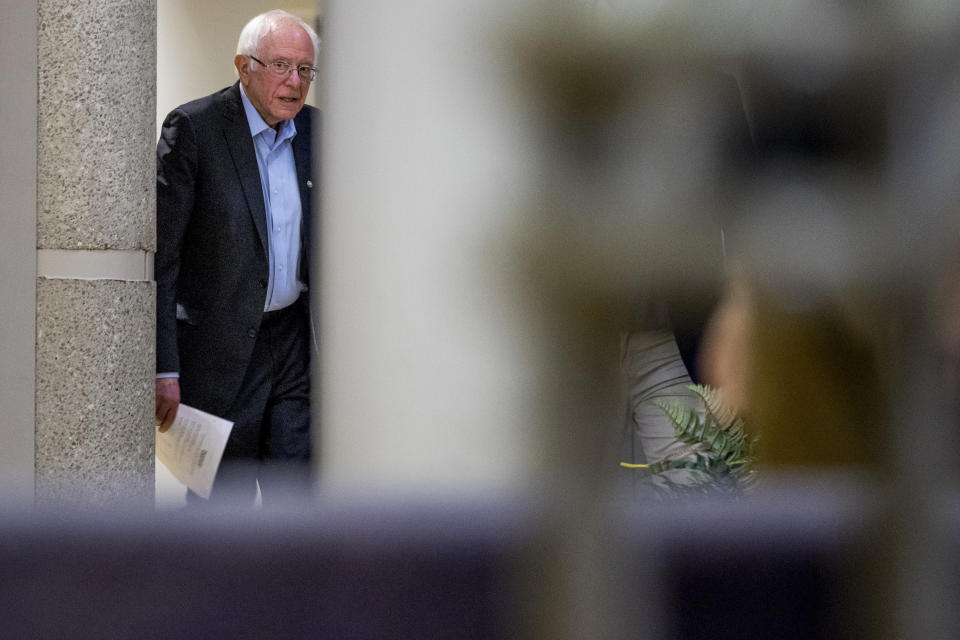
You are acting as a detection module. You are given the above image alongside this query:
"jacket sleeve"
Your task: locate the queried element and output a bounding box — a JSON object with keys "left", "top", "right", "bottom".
{"left": 155, "top": 108, "right": 198, "bottom": 374}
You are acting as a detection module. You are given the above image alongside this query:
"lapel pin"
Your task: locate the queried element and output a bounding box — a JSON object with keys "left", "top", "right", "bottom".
{"left": 306, "top": 180, "right": 313, "bottom": 189}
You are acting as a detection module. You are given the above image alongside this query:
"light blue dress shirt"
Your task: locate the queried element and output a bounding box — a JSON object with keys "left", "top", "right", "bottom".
{"left": 240, "top": 84, "right": 306, "bottom": 312}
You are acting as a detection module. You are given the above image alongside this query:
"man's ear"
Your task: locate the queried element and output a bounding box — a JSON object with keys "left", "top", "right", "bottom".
{"left": 235, "top": 54, "right": 249, "bottom": 82}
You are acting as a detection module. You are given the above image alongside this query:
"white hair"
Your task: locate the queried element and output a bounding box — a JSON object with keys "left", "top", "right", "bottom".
{"left": 236, "top": 10, "right": 320, "bottom": 66}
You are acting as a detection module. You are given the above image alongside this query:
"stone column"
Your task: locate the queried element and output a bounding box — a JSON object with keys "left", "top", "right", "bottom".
{"left": 34, "top": 0, "right": 157, "bottom": 505}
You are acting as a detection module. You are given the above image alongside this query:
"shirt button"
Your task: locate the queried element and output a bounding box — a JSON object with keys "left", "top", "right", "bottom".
{"left": 248, "top": 329, "right": 257, "bottom": 338}
{"left": 278, "top": 265, "right": 284, "bottom": 271}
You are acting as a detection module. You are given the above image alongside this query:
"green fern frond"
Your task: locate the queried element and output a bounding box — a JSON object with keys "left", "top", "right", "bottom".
{"left": 651, "top": 399, "right": 699, "bottom": 439}
{"left": 652, "top": 399, "right": 704, "bottom": 447}
{"left": 687, "top": 384, "right": 739, "bottom": 432}
{"left": 631, "top": 385, "right": 759, "bottom": 498}
{"left": 653, "top": 396, "right": 752, "bottom": 463}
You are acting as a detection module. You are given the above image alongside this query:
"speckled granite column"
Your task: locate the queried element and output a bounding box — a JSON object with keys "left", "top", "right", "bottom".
{"left": 35, "top": 0, "right": 156, "bottom": 505}
{"left": 35, "top": 280, "right": 155, "bottom": 503}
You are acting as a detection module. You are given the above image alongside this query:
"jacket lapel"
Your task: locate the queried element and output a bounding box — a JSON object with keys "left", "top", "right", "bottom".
{"left": 218, "top": 84, "right": 269, "bottom": 255}
{"left": 293, "top": 107, "right": 316, "bottom": 284}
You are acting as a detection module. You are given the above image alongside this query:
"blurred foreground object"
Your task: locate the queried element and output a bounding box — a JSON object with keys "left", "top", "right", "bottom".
{"left": 5, "top": 484, "right": 944, "bottom": 639}
{"left": 507, "top": 0, "right": 960, "bottom": 637}
{"left": 320, "top": 0, "right": 960, "bottom": 637}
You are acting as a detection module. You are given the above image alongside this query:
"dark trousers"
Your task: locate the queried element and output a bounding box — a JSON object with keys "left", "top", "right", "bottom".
{"left": 189, "top": 300, "right": 312, "bottom": 507}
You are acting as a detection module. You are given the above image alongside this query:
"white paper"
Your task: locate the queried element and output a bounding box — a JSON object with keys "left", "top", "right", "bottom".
{"left": 155, "top": 404, "right": 233, "bottom": 500}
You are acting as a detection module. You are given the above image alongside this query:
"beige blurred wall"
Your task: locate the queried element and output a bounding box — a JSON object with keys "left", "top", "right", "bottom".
{"left": 0, "top": 0, "right": 37, "bottom": 503}
{"left": 320, "top": 0, "right": 545, "bottom": 495}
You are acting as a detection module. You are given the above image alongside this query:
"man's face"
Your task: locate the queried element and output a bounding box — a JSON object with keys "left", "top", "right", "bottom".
{"left": 235, "top": 22, "right": 314, "bottom": 128}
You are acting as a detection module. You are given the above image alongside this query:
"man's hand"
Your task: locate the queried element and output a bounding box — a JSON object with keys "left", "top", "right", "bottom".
{"left": 155, "top": 377, "right": 181, "bottom": 433}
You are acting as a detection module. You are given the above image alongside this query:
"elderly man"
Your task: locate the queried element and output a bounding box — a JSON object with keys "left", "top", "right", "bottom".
{"left": 154, "top": 10, "right": 319, "bottom": 505}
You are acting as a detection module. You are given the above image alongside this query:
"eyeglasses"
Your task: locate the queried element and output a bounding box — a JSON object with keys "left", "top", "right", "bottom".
{"left": 249, "top": 55, "right": 317, "bottom": 82}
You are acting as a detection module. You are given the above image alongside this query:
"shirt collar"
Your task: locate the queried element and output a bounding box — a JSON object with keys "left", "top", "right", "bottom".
{"left": 239, "top": 83, "right": 297, "bottom": 144}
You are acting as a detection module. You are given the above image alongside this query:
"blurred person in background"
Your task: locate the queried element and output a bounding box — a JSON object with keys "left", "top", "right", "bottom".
{"left": 620, "top": 70, "right": 755, "bottom": 483}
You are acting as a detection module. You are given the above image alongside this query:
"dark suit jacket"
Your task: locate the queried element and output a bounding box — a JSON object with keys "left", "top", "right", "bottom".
{"left": 155, "top": 83, "right": 316, "bottom": 416}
